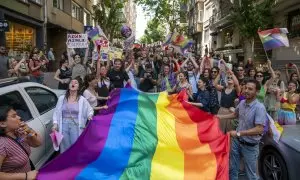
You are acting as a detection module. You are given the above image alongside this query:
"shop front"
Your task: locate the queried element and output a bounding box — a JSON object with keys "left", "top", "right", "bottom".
{"left": 5, "top": 21, "right": 36, "bottom": 53}
{"left": 0, "top": 6, "right": 44, "bottom": 55}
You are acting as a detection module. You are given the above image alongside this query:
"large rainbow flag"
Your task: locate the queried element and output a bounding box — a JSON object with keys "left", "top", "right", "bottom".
{"left": 258, "top": 28, "right": 289, "bottom": 51}
{"left": 38, "top": 88, "right": 230, "bottom": 180}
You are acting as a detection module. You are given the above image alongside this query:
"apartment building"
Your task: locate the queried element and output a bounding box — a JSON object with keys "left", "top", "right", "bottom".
{"left": 46, "top": 0, "right": 93, "bottom": 58}
{"left": 0, "top": 0, "right": 94, "bottom": 59}
{"left": 187, "top": 0, "right": 204, "bottom": 55}
{"left": 271, "top": 0, "right": 300, "bottom": 68}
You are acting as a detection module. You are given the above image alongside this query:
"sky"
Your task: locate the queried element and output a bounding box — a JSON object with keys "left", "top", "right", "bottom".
{"left": 135, "top": 5, "right": 149, "bottom": 40}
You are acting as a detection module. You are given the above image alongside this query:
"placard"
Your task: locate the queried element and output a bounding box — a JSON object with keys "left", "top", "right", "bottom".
{"left": 66, "top": 34, "right": 88, "bottom": 48}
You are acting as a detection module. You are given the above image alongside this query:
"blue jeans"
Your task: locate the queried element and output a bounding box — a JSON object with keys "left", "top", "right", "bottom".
{"left": 61, "top": 119, "right": 79, "bottom": 153}
{"left": 230, "top": 138, "right": 259, "bottom": 180}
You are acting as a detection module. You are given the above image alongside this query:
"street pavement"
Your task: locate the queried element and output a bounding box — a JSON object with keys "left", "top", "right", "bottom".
{"left": 44, "top": 72, "right": 58, "bottom": 89}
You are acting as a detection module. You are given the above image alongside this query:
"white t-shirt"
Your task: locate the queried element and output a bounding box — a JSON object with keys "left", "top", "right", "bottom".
{"left": 83, "top": 89, "right": 97, "bottom": 108}
{"left": 187, "top": 71, "right": 200, "bottom": 94}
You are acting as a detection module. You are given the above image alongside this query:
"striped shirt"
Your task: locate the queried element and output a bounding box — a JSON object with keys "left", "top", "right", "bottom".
{"left": 0, "top": 136, "right": 31, "bottom": 173}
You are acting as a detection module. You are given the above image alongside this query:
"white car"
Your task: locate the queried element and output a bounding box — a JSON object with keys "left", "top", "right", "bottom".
{"left": 0, "top": 78, "right": 65, "bottom": 169}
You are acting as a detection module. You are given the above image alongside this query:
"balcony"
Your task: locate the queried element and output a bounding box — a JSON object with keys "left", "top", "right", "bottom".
{"left": 209, "top": 0, "right": 233, "bottom": 29}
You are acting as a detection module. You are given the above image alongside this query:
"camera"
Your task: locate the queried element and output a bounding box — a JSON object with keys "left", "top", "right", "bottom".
{"left": 145, "top": 73, "right": 152, "bottom": 79}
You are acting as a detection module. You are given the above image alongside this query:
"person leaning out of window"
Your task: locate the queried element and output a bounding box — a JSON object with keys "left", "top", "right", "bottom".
{"left": 0, "top": 106, "right": 42, "bottom": 180}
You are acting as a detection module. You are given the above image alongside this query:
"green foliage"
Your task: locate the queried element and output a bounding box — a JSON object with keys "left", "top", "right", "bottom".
{"left": 135, "top": 0, "right": 188, "bottom": 33}
{"left": 140, "top": 19, "right": 166, "bottom": 44}
{"left": 93, "top": 0, "right": 126, "bottom": 41}
{"left": 230, "top": 0, "right": 275, "bottom": 39}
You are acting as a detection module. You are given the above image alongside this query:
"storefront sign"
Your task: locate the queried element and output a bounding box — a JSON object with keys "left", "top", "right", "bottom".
{"left": 0, "top": 20, "right": 9, "bottom": 32}
{"left": 66, "top": 34, "right": 88, "bottom": 48}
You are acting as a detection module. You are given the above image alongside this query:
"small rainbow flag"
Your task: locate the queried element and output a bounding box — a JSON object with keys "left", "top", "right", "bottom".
{"left": 267, "top": 114, "right": 283, "bottom": 143}
{"left": 163, "top": 33, "right": 194, "bottom": 54}
{"left": 38, "top": 88, "right": 229, "bottom": 180}
{"left": 258, "top": 28, "right": 290, "bottom": 51}
{"left": 88, "top": 26, "right": 108, "bottom": 43}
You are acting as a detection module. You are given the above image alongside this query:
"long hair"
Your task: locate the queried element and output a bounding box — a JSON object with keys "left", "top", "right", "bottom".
{"left": 199, "top": 76, "right": 211, "bottom": 91}
{"left": 84, "top": 74, "right": 96, "bottom": 91}
{"left": 0, "top": 106, "right": 14, "bottom": 136}
{"left": 64, "top": 78, "right": 81, "bottom": 102}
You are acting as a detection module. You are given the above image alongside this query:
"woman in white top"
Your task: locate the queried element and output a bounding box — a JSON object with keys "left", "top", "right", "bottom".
{"left": 52, "top": 78, "right": 94, "bottom": 153}
{"left": 83, "top": 74, "right": 109, "bottom": 114}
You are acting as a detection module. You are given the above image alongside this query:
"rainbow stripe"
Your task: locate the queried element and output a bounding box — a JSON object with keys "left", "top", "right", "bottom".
{"left": 38, "top": 88, "right": 229, "bottom": 180}
{"left": 163, "top": 33, "right": 194, "bottom": 54}
{"left": 258, "top": 28, "right": 289, "bottom": 51}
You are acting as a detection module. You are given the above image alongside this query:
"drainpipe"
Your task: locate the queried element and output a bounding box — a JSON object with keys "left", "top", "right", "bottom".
{"left": 43, "top": 0, "right": 47, "bottom": 47}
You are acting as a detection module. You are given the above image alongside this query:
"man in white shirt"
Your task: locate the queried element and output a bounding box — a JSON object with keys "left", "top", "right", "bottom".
{"left": 48, "top": 48, "right": 55, "bottom": 71}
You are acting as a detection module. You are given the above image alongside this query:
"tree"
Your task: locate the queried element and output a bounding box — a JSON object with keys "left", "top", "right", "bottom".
{"left": 135, "top": 0, "right": 188, "bottom": 33}
{"left": 229, "top": 0, "right": 275, "bottom": 60}
{"left": 93, "top": 0, "right": 126, "bottom": 41}
{"left": 140, "top": 19, "right": 166, "bottom": 44}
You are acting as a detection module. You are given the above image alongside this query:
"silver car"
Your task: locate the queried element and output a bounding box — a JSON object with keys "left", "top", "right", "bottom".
{"left": 259, "top": 122, "right": 300, "bottom": 180}
{"left": 0, "top": 78, "right": 65, "bottom": 169}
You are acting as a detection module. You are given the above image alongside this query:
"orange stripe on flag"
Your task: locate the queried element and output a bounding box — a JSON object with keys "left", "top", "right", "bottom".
{"left": 167, "top": 95, "right": 217, "bottom": 180}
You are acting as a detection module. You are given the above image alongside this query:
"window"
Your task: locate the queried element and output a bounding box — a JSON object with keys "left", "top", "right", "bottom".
{"left": 72, "top": 2, "right": 83, "bottom": 22}
{"left": 53, "top": 0, "right": 64, "bottom": 10}
{"left": 84, "top": 11, "right": 92, "bottom": 26}
{"left": 0, "top": 91, "right": 33, "bottom": 121}
{"left": 288, "top": 10, "right": 300, "bottom": 38}
{"left": 198, "top": 10, "right": 203, "bottom": 23}
{"left": 30, "top": 0, "right": 41, "bottom": 4}
{"left": 25, "top": 87, "right": 58, "bottom": 115}
{"left": 204, "top": 29, "right": 209, "bottom": 42}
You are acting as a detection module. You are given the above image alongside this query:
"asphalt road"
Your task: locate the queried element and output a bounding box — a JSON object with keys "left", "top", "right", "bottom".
{"left": 44, "top": 72, "right": 58, "bottom": 89}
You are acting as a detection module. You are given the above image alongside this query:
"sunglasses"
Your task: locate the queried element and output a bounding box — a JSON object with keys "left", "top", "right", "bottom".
{"left": 256, "top": 75, "right": 263, "bottom": 77}
{"left": 228, "top": 77, "right": 233, "bottom": 79}
{"left": 237, "top": 69, "right": 244, "bottom": 71}
{"left": 212, "top": 71, "right": 218, "bottom": 73}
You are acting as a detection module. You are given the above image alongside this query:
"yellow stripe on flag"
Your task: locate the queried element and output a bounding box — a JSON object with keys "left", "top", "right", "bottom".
{"left": 150, "top": 92, "right": 184, "bottom": 180}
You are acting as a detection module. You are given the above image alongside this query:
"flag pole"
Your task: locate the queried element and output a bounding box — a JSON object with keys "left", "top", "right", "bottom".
{"left": 263, "top": 47, "right": 270, "bottom": 60}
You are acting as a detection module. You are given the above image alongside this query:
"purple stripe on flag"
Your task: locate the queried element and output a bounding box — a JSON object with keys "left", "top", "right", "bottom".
{"left": 37, "top": 89, "right": 121, "bottom": 180}
{"left": 263, "top": 39, "right": 285, "bottom": 51}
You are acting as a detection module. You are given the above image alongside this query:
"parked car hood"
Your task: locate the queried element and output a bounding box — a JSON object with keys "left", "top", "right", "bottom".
{"left": 280, "top": 124, "right": 300, "bottom": 153}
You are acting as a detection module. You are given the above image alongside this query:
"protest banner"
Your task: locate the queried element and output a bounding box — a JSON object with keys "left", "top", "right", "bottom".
{"left": 66, "top": 34, "right": 88, "bottom": 48}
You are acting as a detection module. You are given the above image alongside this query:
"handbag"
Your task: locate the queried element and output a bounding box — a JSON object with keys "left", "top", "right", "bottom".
{"left": 6, "top": 136, "right": 35, "bottom": 170}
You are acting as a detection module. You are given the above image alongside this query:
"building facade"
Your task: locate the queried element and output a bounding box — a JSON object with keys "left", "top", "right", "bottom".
{"left": 188, "top": 0, "right": 204, "bottom": 56}
{"left": 0, "top": 0, "right": 94, "bottom": 60}
{"left": 124, "top": 0, "right": 137, "bottom": 34}
{"left": 271, "top": 0, "right": 300, "bottom": 69}
{"left": 0, "top": 0, "right": 45, "bottom": 52}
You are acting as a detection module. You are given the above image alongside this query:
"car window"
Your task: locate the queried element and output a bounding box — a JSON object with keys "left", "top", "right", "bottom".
{"left": 25, "top": 87, "right": 58, "bottom": 115}
{"left": 0, "top": 91, "right": 33, "bottom": 121}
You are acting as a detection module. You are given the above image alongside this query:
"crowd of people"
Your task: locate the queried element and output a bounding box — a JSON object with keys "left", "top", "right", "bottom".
{"left": 0, "top": 43, "right": 300, "bottom": 180}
